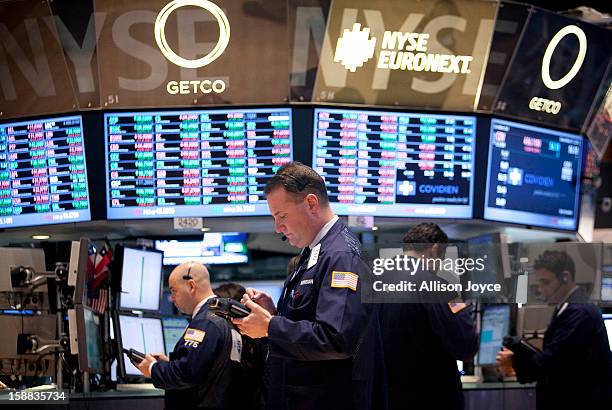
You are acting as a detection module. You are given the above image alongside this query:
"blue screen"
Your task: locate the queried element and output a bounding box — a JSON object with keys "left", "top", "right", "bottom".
{"left": 313, "top": 108, "right": 475, "bottom": 218}
{"left": 104, "top": 108, "right": 292, "bottom": 219}
{"left": 0, "top": 115, "right": 91, "bottom": 228}
{"left": 155, "top": 232, "right": 248, "bottom": 265}
{"left": 162, "top": 316, "right": 189, "bottom": 355}
{"left": 478, "top": 304, "right": 511, "bottom": 366}
{"left": 484, "top": 119, "right": 583, "bottom": 230}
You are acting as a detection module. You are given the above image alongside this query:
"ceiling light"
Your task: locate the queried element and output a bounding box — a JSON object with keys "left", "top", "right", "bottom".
{"left": 31, "top": 235, "right": 50, "bottom": 240}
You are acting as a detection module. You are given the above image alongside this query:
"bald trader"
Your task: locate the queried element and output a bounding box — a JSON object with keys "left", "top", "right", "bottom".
{"left": 136, "top": 261, "right": 243, "bottom": 410}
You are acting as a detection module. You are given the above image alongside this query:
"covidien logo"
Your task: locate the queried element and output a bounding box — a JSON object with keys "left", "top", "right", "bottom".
{"left": 154, "top": 0, "right": 230, "bottom": 94}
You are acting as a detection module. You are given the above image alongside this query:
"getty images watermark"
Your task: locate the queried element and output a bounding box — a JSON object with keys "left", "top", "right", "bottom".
{"left": 359, "top": 242, "right": 606, "bottom": 304}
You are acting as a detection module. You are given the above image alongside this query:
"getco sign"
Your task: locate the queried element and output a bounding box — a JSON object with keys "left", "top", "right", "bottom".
{"left": 154, "top": 0, "right": 230, "bottom": 94}
{"left": 529, "top": 25, "right": 587, "bottom": 115}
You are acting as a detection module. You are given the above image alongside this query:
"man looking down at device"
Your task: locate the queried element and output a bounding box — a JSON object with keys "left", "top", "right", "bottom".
{"left": 232, "top": 162, "right": 385, "bottom": 410}
{"left": 136, "top": 261, "right": 243, "bottom": 409}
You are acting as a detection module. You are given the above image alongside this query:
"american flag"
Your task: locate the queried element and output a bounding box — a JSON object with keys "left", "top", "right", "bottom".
{"left": 331, "top": 271, "right": 358, "bottom": 291}
{"left": 88, "top": 288, "right": 109, "bottom": 315}
{"left": 86, "top": 240, "right": 113, "bottom": 314}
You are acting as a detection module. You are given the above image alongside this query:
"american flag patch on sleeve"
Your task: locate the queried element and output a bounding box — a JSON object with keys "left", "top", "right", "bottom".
{"left": 331, "top": 271, "right": 358, "bottom": 291}
{"left": 184, "top": 328, "right": 206, "bottom": 343}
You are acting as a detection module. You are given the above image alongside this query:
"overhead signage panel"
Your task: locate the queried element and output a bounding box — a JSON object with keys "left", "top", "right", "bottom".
{"left": 96, "top": 0, "right": 290, "bottom": 108}
{"left": 493, "top": 9, "right": 612, "bottom": 131}
{"left": 0, "top": 0, "right": 78, "bottom": 119}
{"left": 312, "top": 0, "right": 497, "bottom": 110}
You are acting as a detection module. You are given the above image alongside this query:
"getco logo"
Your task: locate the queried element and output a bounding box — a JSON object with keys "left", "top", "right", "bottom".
{"left": 541, "top": 25, "right": 587, "bottom": 90}
{"left": 154, "top": 0, "right": 230, "bottom": 94}
{"left": 530, "top": 25, "right": 587, "bottom": 115}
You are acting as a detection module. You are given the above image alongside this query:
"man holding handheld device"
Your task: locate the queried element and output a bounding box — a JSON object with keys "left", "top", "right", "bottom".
{"left": 134, "top": 261, "right": 244, "bottom": 409}
{"left": 232, "top": 162, "right": 385, "bottom": 410}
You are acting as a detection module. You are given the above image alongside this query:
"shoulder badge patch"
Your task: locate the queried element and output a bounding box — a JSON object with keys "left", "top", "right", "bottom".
{"left": 448, "top": 302, "right": 468, "bottom": 314}
{"left": 184, "top": 328, "right": 206, "bottom": 343}
{"left": 331, "top": 271, "right": 358, "bottom": 291}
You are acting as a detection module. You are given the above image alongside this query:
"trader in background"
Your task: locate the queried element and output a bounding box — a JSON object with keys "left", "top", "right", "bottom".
{"left": 232, "top": 162, "right": 386, "bottom": 410}
{"left": 137, "top": 262, "right": 243, "bottom": 409}
{"left": 380, "top": 222, "right": 478, "bottom": 410}
{"left": 497, "top": 250, "right": 612, "bottom": 409}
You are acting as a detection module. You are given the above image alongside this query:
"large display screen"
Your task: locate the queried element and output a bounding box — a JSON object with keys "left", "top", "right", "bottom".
{"left": 105, "top": 108, "right": 292, "bottom": 219}
{"left": 484, "top": 119, "right": 583, "bottom": 230}
{"left": 155, "top": 232, "right": 248, "bottom": 266}
{"left": 313, "top": 109, "right": 475, "bottom": 218}
{"left": 0, "top": 115, "right": 91, "bottom": 228}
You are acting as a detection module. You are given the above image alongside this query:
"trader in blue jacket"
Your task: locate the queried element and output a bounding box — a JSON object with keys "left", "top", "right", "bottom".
{"left": 233, "top": 162, "right": 385, "bottom": 410}
{"left": 497, "top": 250, "right": 612, "bottom": 409}
{"left": 136, "top": 262, "right": 243, "bottom": 409}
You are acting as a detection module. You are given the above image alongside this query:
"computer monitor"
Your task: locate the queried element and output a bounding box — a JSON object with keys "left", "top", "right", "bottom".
{"left": 0, "top": 115, "right": 91, "bottom": 228}
{"left": 478, "top": 304, "right": 511, "bottom": 366}
{"left": 104, "top": 108, "right": 293, "bottom": 219}
{"left": 312, "top": 108, "right": 476, "bottom": 218}
{"left": 603, "top": 314, "right": 612, "bottom": 351}
{"left": 484, "top": 118, "right": 583, "bottom": 230}
{"left": 239, "top": 281, "right": 285, "bottom": 306}
{"left": 601, "top": 265, "right": 612, "bottom": 303}
{"left": 68, "top": 238, "right": 92, "bottom": 305}
{"left": 118, "top": 315, "right": 165, "bottom": 377}
{"left": 116, "top": 246, "right": 163, "bottom": 312}
{"left": 68, "top": 305, "right": 104, "bottom": 373}
{"left": 162, "top": 316, "right": 189, "bottom": 355}
{"left": 155, "top": 232, "right": 249, "bottom": 266}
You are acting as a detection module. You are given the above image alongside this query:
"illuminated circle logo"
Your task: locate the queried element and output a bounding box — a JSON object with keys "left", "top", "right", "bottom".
{"left": 541, "top": 25, "right": 587, "bottom": 90}
{"left": 154, "top": 0, "right": 230, "bottom": 69}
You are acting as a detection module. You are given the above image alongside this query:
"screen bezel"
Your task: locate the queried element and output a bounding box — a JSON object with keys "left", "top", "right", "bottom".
{"left": 483, "top": 117, "right": 584, "bottom": 231}
{"left": 115, "top": 245, "right": 164, "bottom": 313}
{"left": 103, "top": 106, "right": 294, "bottom": 220}
{"left": 311, "top": 106, "right": 477, "bottom": 219}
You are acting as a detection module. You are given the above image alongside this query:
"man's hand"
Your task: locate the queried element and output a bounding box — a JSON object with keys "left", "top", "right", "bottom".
{"left": 496, "top": 347, "right": 514, "bottom": 367}
{"left": 136, "top": 353, "right": 157, "bottom": 378}
{"left": 151, "top": 352, "right": 169, "bottom": 362}
{"left": 232, "top": 294, "right": 273, "bottom": 338}
{"left": 244, "top": 288, "right": 277, "bottom": 315}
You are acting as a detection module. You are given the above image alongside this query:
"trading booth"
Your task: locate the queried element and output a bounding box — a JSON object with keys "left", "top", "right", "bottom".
{"left": 0, "top": 0, "right": 610, "bottom": 409}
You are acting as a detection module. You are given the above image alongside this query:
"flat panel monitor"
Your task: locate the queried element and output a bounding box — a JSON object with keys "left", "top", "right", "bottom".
{"left": 155, "top": 233, "right": 248, "bottom": 266}
{"left": 601, "top": 265, "right": 612, "bottom": 303}
{"left": 603, "top": 314, "right": 612, "bottom": 351}
{"left": 484, "top": 118, "right": 583, "bottom": 230}
{"left": 478, "top": 304, "right": 511, "bottom": 366}
{"left": 104, "top": 108, "right": 292, "bottom": 219}
{"left": 118, "top": 315, "right": 165, "bottom": 377}
{"left": 162, "top": 316, "right": 189, "bottom": 355}
{"left": 118, "top": 247, "right": 163, "bottom": 312}
{"left": 313, "top": 108, "right": 475, "bottom": 218}
{"left": 240, "top": 281, "right": 284, "bottom": 306}
{"left": 0, "top": 115, "right": 91, "bottom": 228}
{"left": 69, "top": 305, "right": 104, "bottom": 373}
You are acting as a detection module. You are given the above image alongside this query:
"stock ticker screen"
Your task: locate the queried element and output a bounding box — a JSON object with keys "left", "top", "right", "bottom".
{"left": 104, "top": 108, "right": 292, "bottom": 219}
{"left": 313, "top": 109, "right": 475, "bottom": 218}
{"left": 0, "top": 115, "right": 91, "bottom": 228}
{"left": 484, "top": 119, "right": 583, "bottom": 230}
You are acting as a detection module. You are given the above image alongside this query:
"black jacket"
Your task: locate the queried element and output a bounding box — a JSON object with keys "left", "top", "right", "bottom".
{"left": 151, "top": 303, "right": 243, "bottom": 409}
{"left": 266, "top": 219, "right": 386, "bottom": 410}
{"left": 379, "top": 268, "right": 478, "bottom": 410}
{"left": 512, "top": 287, "right": 612, "bottom": 410}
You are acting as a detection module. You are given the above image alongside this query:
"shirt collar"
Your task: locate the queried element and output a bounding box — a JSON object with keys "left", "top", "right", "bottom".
{"left": 309, "top": 215, "right": 339, "bottom": 250}
{"left": 192, "top": 294, "right": 215, "bottom": 319}
{"left": 557, "top": 285, "right": 579, "bottom": 307}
